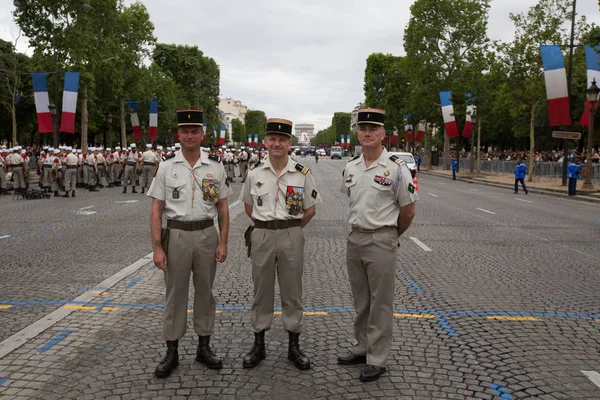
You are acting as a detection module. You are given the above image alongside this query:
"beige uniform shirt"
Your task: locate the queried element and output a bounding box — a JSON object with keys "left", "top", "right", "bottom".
{"left": 96, "top": 153, "right": 106, "bottom": 165}
{"left": 142, "top": 150, "right": 158, "bottom": 163}
{"left": 126, "top": 151, "right": 140, "bottom": 163}
{"left": 342, "top": 149, "right": 419, "bottom": 230}
{"left": 242, "top": 157, "right": 321, "bottom": 221}
{"left": 86, "top": 154, "right": 96, "bottom": 166}
{"left": 65, "top": 153, "right": 78, "bottom": 166}
{"left": 8, "top": 153, "right": 24, "bottom": 166}
{"left": 147, "top": 151, "right": 231, "bottom": 222}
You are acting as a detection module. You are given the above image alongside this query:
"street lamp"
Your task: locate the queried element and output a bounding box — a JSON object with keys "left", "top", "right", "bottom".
{"left": 48, "top": 103, "right": 56, "bottom": 116}
{"left": 140, "top": 121, "right": 146, "bottom": 146}
{"left": 106, "top": 113, "right": 113, "bottom": 149}
{"left": 582, "top": 77, "right": 599, "bottom": 191}
{"left": 469, "top": 113, "right": 477, "bottom": 174}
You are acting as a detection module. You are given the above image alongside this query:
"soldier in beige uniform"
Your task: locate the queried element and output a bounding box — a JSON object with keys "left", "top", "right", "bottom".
{"left": 82, "top": 148, "right": 91, "bottom": 188}
{"left": 8, "top": 147, "right": 27, "bottom": 192}
{"left": 241, "top": 118, "right": 321, "bottom": 370}
{"left": 122, "top": 144, "right": 140, "bottom": 193}
{"left": 62, "top": 147, "right": 79, "bottom": 197}
{"left": 149, "top": 109, "right": 231, "bottom": 378}
{"left": 86, "top": 147, "right": 99, "bottom": 192}
{"left": 95, "top": 148, "right": 109, "bottom": 188}
{"left": 338, "top": 107, "right": 418, "bottom": 382}
{"left": 41, "top": 148, "right": 56, "bottom": 193}
{"left": 0, "top": 149, "right": 8, "bottom": 195}
{"left": 141, "top": 144, "right": 158, "bottom": 194}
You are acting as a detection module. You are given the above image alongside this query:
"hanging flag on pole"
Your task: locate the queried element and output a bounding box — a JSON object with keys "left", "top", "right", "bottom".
{"left": 462, "top": 94, "right": 474, "bottom": 139}
{"left": 59, "top": 72, "right": 79, "bottom": 134}
{"left": 247, "top": 134, "right": 252, "bottom": 146}
{"left": 128, "top": 101, "right": 142, "bottom": 139}
{"left": 340, "top": 135, "right": 345, "bottom": 148}
{"left": 219, "top": 124, "right": 226, "bottom": 145}
{"left": 540, "top": 45, "right": 571, "bottom": 126}
{"left": 579, "top": 45, "right": 600, "bottom": 126}
{"left": 32, "top": 73, "right": 53, "bottom": 133}
{"left": 416, "top": 122, "right": 426, "bottom": 142}
{"left": 391, "top": 128, "right": 399, "bottom": 145}
{"left": 439, "top": 91, "right": 459, "bottom": 138}
{"left": 253, "top": 134, "right": 259, "bottom": 147}
{"left": 149, "top": 99, "right": 158, "bottom": 140}
{"left": 346, "top": 134, "right": 351, "bottom": 149}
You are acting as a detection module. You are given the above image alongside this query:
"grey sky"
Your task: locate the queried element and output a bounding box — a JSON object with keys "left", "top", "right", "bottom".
{"left": 1, "top": 0, "right": 599, "bottom": 133}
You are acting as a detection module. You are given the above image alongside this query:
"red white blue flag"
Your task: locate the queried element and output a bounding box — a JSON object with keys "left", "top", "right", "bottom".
{"left": 32, "top": 73, "right": 53, "bottom": 133}
{"left": 128, "top": 101, "right": 142, "bottom": 139}
{"left": 149, "top": 99, "right": 158, "bottom": 140}
{"left": 579, "top": 45, "right": 600, "bottom": 126}
{"left": 416, "top": 122, "right": 426, "bottom": 142}
{"left": 219, "top": 124, "right": 226, "bottom": 145}
{"left": 462, "top": 94, "right": 474, "bottom": 139}
{"left": 253, "top": 134, "right": 258, "bottom": 147}
{"left": 59, "top": 72, "right": 79, "bottom": 134}
{"left": 346, "top": 134, "right": 350, "bottom": 149}
{"left": 247, "top": 134, "right": 252, "bottom": 146}
{"left": 540, "top": 45, "right": 571, "bottom": 126}
{"left": 439, "top": 91, "right": 459, "bottom": 138}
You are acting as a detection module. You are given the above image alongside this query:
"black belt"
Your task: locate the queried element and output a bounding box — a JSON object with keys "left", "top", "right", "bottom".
{"left": 85, "top": 164, "right": 94, "bottom": 168}
{"left": 66, "top": 165, "right": 77, "bottom": 169}
{"left": 254, "top": 219, "right": 301, "bottom": 230}
{"left": 126, "top": 162, "right": 137, "bottom": 166}
{"left": 144, "top": 162, "right": 155, "bottom": 166}
{"left": 167, "top": 219, "right": 214, "bottom": 231}
{"left": 43, "top": 165, "right": 52, "bottom": 169}
{"left": 10, "top": 165, "right": 23, "bottom": 168}
{"left": 352, "top": 226, "right": 394, "bottom": 234}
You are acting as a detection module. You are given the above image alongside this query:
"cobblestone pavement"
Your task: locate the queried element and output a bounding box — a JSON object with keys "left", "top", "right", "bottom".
{"left": 0, "top": 157, "right": 599, "bottom": 399}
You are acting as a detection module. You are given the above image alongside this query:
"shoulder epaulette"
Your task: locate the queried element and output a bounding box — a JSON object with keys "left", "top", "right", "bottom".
{"left": 250, "top": 161, "right": 262, "bottom": 170}
{"left": 163, "top": 153, "right": 176, "bottom": 162}
{"left": 389, "top": 155, "right": 405, "bottom": 166}
{"left": 208, "top": 154, "right": 221, "bottom": 162}
{"left": 349, "top": 154, "right": 360, "bottom": 162}
{"left": 295, "top": 162, "right": 309, "bottom": 175}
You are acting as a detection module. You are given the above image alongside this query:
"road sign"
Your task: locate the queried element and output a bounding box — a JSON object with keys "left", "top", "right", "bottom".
{"left": 552, "top": 131, "right": 582, "bottom": 140}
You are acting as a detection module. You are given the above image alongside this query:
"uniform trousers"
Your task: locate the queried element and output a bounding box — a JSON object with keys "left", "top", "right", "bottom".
{"left": 11, "top": 166, "right": 26, "bottom": 189}
{"left": 87, "top": 166, "right": 97, "bottom": 186}
{"left": 240, "top": 161, "right": 247, "bottom": 179}
{"left": 42, "top": 168, "right": 54, "bottom": 188}
{"left": 250, "top": 226, "right": 304, "bottom": 333}
{"left": 163, "top": 226, "right": 218, "bottom": 340}
{"left": 123, "top": 165, "right": 137, "bottom": 187}
{"left": 97, "top": 165, "right": 109, "bottom": 186}
{"left": 142, "top": 165, "right": 154, "bottom": 188}
{"left": 63, "top": 168, "right": 77, "bottom": 191}
{"left": 346, "top": 226, "right": 398, "bottom": 367}
{"left": 0, "top": 168, "right": 7, "bottom": 189}
{"left": 514, "top": 178, "right": 527, "bottom": 193}
{"left": 111, "top": 164, "right": 121, "bottom": 183}
{"left": 82, "top": 164, "right": 89, "bottom": 185}
{"left": 226, "top": 163, "right": 234, "bottom": 180}
{"left": 568, "top": 177, "right": 578, "bottom": 196}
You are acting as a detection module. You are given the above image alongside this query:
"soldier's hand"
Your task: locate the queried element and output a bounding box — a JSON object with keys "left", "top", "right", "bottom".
{"left": 153, "top": 248, "right": 167, "bottom": 271}
{"left": 215, "top": 242, "right": 227, "bottom": 263}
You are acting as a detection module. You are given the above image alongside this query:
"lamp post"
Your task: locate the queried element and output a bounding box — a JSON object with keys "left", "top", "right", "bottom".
{"left": 469, "top": 113, "right": 477, "bottom": 174}
{"left": 582, "top": 78, "right": 599, "bottom": 191}
{"left": 106, "top": 113, "right": 113, "bottom": 149}
{"left": 140, "top": 121, "right": 146, "bottom": 147}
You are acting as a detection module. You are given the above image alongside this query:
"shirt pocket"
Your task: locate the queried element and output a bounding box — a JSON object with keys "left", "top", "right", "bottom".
{"left": 370, "top": 179, "right": 394, "bottom": 203}
{"left": 344, "top": 179, "right": 357, "bottom": 197}
{"left": 166, "top": 178, "right": 186, "bottom": 201}
{"left": 250, "top": 186, "right": 269, "bottom": 207}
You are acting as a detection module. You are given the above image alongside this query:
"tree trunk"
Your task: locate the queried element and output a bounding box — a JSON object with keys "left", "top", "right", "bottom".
{"left": 476, "top": 118, "right": 481, "bottom": 175}
{"left": 527, "top": 101, "right": 537, "bottom": 182}
{"left": 428, "top": 125, "right": 434, "bottom": 169}
{"left": 443, "top": 133, "right": 450, "bottom": 170}
{"left": 120, "top": 98, "right": 127, "bottom": 148}
{"left": 81, "top": 85, "right": 88, "bottom": 153}
{"left": 11, "top": 103, "right": 17, "bottom": 146}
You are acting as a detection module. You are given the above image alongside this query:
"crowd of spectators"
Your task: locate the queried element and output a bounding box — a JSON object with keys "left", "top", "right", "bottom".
{"left": 454, "top": 149, "right": 600, "bottom": 164}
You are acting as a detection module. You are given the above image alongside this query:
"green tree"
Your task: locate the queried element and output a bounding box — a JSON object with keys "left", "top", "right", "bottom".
{"left": 332, "top": 112, "right": 351, "bottom": 143}
{"left": 231, "top": 118, "right": 245, "bottom": 143}
{"left": 245, "top": 110, "right": 266, "bottom": 142}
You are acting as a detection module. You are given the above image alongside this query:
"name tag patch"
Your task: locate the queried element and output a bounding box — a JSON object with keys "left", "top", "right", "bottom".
{"left": 374, "top": 175, "right": 392, "bottom": 186}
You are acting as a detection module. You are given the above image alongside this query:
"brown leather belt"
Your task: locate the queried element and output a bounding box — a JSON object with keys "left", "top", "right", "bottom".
{"left": 167, "top": 219, "right": 214, "bottom": 231}
{"left": 254, "top": 219, "right": 301, "bottom": 230}
{"left": 352, "top": 226, "right": 394, "bottom": 234}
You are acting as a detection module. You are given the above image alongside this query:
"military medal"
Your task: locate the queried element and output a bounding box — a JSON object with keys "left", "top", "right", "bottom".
{"left": 172, "top": 188, "right": 179, "bottom": 199}
{"left": 257, "top": 196, "right": 263, "bottom": 207}
{"left": 384, "top": 170, "right": 389, "bottom": 176}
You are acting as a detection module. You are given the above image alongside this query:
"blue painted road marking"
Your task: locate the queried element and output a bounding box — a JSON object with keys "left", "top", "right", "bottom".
{"left": 488, "top": 382, "right": 514, "bottom": 399}
{"left": 436, "top": 316, "right": 459, "bottom": 336}
{"left": 408, "top": 280, "right": 422, "bottom": 293}
{"left": 36, "top": 329, "right": 74, "bottom": 353}
{"left": 124, "top": 276, "right": 142, "bottom": 289}
{"left": 0, "top": 377, "right": 7, "bottom": 386}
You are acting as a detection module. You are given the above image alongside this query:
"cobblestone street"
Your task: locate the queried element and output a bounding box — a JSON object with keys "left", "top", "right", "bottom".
{"left": 1, "top": 157, "right": 599, "bottom": 399}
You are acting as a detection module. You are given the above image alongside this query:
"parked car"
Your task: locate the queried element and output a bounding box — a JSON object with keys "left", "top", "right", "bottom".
{"left": 330, "top": 146, "right": 343, "bottom": 159}
{"left": 318, "top": 149, "right": 326, "bottom": 157}
{"left": 388, "top": 152, "right": 417, "bottom": 178}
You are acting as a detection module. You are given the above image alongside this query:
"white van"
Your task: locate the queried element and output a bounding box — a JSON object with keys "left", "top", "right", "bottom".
{"left": 330, "top": 146, "right": 343, "bottom": 159}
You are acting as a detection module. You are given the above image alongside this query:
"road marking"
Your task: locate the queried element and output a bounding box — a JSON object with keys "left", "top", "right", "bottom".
{"left": 188, "top": 309, "right": 223, "bottom": 314}
{"left": 0, "top": 305, "right": 12, "bottom": 310}
{"left": 394, "top": 313, "right": 435, "bottom": 319}
{"left": 488, "top": 382, "right": 514, "bottom": 400}
{"left": 115, "top": 200, "right": 139, "bottom": 204}
{"left": 409, "top": 237, "right": 432, "bottom": 252}
{"left": 515, "top": 198, "right": 532, "bottom": 203}
{"left": 436, "top": 316, "right": 459, "bottom": 336}
{"left": 487, "top": 316, "right": 540, "bottom": 321}
{"left": 0, "top": 253, "right": 153, "bottom": 359}
{"left": 476, "top": 208, "right": 496, "bottom": 215}
{"left": 74, "top": 210, "right": 97, "bottom": 216}
{"left": 469, "top": 188, "right": 478, "bottom": 192}
{"left": 36, "top": 329, "right": 74, "bottom": 353}
{"left": 581, "top": 371, "right": 600, "bottom": 389}
{"left": 273, "top": 311, "right": 328, "bottom": 316}
{"left": 79, "top": 206, "right": 95, "bottom": 210}
{"left": 64, "top": 305, "right": 97, "bottom": 311}
{"left": 407, "top": 280, "right": 422, "bottom": 293}
{"left": 428, "top": 193, "right": 439, "bottom": 197}
{"left": 0, "top": 235, "right": 14, "bottom": 240}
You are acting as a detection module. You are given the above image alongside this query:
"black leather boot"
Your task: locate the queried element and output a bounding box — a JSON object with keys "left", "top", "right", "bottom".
{"left": 89, "top": 186, "right": 99, "bottom": 192}
{"left": 288, "top": 331, "right": 310, "bottom": 370}
{"left": 132, "top": 187, "right": 138, "bottom": 193}
{"left": 71, "top": 191, "right": 76, "bottom": 197}
{"left": 243, "top": 330, "right": 266, "bottom": 368}
{"left": 195, "top": 335, "right": 223, "bottom": 369}
{"left": 54, "top": 190, "right": 59, "bottom": 197}
{"left": 154, "top": 340, "right": 179, "bottom": 378}
{"left": 62, "top": 192, "right": 70, "bottom": 197}
{"left": 141, "top": 187, "right": 145, "bottom": 194}
{"left": 122, "top": 187, "right": 127, "bottom": 194}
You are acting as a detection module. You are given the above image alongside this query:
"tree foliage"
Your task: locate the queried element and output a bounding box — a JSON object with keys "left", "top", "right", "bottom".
{"left": 231, "top": 117, "right": 245, "bottom": 143}
{"left": 245, "top": 110, "right": 266, "bottom": 141}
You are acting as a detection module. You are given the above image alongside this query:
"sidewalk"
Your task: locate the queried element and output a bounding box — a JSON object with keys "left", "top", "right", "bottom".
{"left": 419, "top": 167, "right": 600, "bottom": 204}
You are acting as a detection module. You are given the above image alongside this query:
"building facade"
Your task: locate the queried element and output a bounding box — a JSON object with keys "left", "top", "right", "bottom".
{"left": 219, "top": 98, "right": 248, "bottom": 143}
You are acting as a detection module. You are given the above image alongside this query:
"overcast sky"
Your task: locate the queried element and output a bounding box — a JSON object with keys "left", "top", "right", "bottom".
{"left": 1, "top": 0, "right": 599, "bottom": 133}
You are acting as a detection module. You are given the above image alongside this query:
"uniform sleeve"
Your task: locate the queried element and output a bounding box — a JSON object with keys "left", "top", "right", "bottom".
{"left": 241, "top": 171, "right": 253, "bottom": 205}
{"left": 340, "top": 166, "right": 348, "bottom": 194}
{"left": 147, "top": 162, "right": 167, "bottom": 201}
{"left": 396, "top": 164, "right": 419, "bottom": 207}
{"left": 217, "top": 163, "right": 231, "bottom": 199}
{"left": 303, "top": 171, "right": 321, "bottom": 209}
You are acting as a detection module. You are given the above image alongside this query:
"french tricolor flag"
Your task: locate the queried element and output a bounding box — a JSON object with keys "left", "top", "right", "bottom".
{"left": 247, "top": 134, "right": 252, "bottom": 146}
{"left": 32, "top": 73, "right": 53, "bottom": 133}
{"left": 439, "top": 91, "right": 459, "bottom": 138}
{"left": 579, "top": 45, "right": 600, "bottom": 127}
{"left": 59, "top": 72, "right": 79, "bottom": 134}
{"left": 391, "top": 128, "right": 399, "bottom": 145}
{"left": 219, "top": 124, "right": 226, "bottom": 145}
{"left": 462, "top": 95, "right": 474, "bottom": 139}
{"left": 416, "top": 122, "right": 426, "bottom": 142}
{"left": 149, "top": 99, "right": 158, "bottom": 140}
{"left": 346, "top": 134, "right": 350, "bottom": 149}
{"left": 340, "top": 135, "right": 345, "bottom": 148}
{"left": 128, "top": 101, "right": 142, "bottom": 139}
{"left": 253, "top": 134, "right": 258, "bottom": 147}
{"left": 540, "top": 45, "right": 571, "bottom": 126}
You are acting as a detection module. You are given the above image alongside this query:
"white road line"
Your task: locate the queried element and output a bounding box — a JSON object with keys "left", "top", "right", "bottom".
{"left": 0, "top": 253, "right": 153, "bottom": 359}
{"left": 581, "top": 371, "right": 600, "bottom": 389}
{"left": 79, "top": 206, "right": 95, "bottom": 210}
{"left": 409, "top": 237, "right": 432, "bottom": 252}
{"left": 428, "top": 193, "right": 439, "bottom": 197}
{"left": 75, "top": 210, "right": 97, "bottom": 216}
{"left": 115, "top": 200, "right": 139, "bottom": 204}
{"left": 469, "top": 188, "right": 478, "bottom": 192}
{"left": 515, "top": 198, "right": 532, "bottom": 203}
{"left": 0, "top": 235, "right": 13, "bottom": 240}
{"left": 476, "top": 208, "right": 496, "bottom": 215}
